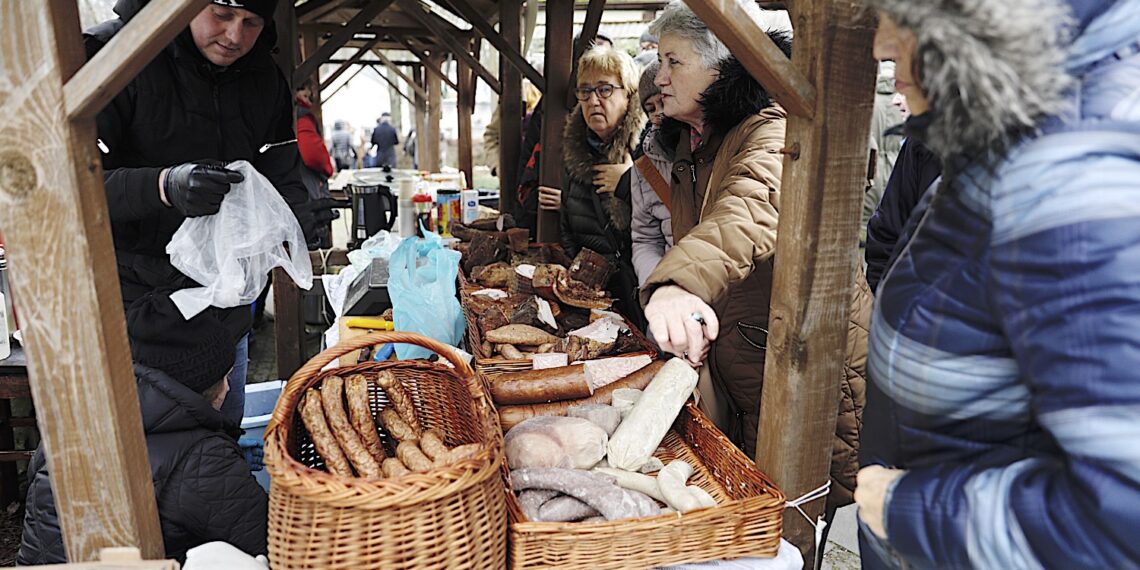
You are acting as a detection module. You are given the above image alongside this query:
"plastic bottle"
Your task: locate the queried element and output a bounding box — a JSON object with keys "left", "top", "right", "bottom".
{"left": 397, "top": 178, "right": 417, "bottom": 237}
{"left": 412, "top": 193, "right": 434, "bottom": 237}
{"left": 436, "top": 189, "right": 461, "bottom": 237}
{"left": 462, "top": 189, "right": 480, "bottom": 224}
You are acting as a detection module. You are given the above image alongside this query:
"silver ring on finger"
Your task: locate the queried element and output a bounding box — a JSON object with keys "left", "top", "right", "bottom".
{"left": 690, "top": 312, "right": 705, "bottom": 325}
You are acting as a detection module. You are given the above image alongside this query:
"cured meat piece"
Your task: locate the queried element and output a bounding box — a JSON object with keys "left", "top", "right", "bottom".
{"left": 464, "top": 232, "right": 509, "bottom": 274}
{"left": 507, "top": 227, "right": 530, "bottom": 253}
{"left": 517, "top": 489, "right": 559, "bottom": 521}
{"left": 511, "top": 264, "right": 536, "bottom": 296}
{"left": 538, "top": 244, "right": 575, "bottom": 267}
{"left": 553, "top": 275, "right": 612, "bottom": 310}
{"left": 567, "top": 404, "right": 622, "bottom": 435}
{"left": 300, "top": 389, "right": 352, "bottom": 477}
{"left": 471, "top": 261, "right": 513, "bottom": 288}
{"left": 510, "top": 468, "right": 647, "bottom": 521}
{"left": 568, "top": 249, "right": 616, "bottom": 290}
{"left": 490, "top": 364, "right": 590, "bottom": 405}
{"left": 537, "top": 496, "right": 599, "bottom": 522}
{"left": 497, "top": 360, "right": 666, "bottom": 430}
{"left": 320, "top": 376, "right": 382, "bottom": 477}
{"left": 607, "top": 359, "right": 699, "bottom": 471}
{"left": 510, "top": 297, "right": 555, "bottom": 331}
{"left": 470, "top": 213, "right": 516, "bottom": 231}
{"left": 376, "top": 371, "right": 420, "bottom": 432}
{"left": 345, "top": 374, "right": 386, "bottom": 462}
{"left": 485, "top": 324, "right": 560, "bottom": 346}
{"left": 505, "top": 416, "right": 608, "bottom": 470}
{"left": 531, "top": 264, "right": 567, "bottom": 301}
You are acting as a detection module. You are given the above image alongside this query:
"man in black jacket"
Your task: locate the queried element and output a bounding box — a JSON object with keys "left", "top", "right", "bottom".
{"left": 85, "top": 0, "right": 330, "bottom": 423}
{"left": 18, "top": 292, "right": 268, "bottom": 565}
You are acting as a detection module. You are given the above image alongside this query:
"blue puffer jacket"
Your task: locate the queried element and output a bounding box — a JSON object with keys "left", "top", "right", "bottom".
{"left": 862, "top": 0, "right": 1140, "bottom": 567}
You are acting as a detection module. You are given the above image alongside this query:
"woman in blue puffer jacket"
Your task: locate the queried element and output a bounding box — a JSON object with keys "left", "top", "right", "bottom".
{"left": 855, "top": 1, "right": 1140, "bottom": 568}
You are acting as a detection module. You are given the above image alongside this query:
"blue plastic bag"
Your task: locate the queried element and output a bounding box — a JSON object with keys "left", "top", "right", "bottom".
{"left": 388, "top": 230, "right": 464, "bottom": 360}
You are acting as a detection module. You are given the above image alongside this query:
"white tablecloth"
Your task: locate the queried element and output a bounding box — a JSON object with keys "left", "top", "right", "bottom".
{"left": 662, "top": 539, "right": 804, "bottom": 569}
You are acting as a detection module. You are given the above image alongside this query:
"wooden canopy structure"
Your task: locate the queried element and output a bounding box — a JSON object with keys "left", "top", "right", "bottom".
{"left": 0, "top": 0, "right": 874, "bottom": 566}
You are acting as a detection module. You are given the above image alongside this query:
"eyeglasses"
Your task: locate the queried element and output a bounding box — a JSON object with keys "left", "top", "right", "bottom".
{"left": 574, "top": 84, "right": 625, "bottom": 101}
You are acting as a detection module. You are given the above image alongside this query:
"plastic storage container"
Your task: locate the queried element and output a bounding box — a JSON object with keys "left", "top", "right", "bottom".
{"left": 241, "top": 380, "right": 286, "bottom": 491}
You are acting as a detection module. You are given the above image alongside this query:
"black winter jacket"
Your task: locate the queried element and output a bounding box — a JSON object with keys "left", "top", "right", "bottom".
{"left": 18, "top": 365, "right": 268, "bottom": 565}
{"left": 558, "top": 102, "right": 646, "bottom": 328}
{"left": 864, "top": 138, "right": 942, "bottom": 292}
{"left": 85, "top": 0, "right": 307, "bottom": 339}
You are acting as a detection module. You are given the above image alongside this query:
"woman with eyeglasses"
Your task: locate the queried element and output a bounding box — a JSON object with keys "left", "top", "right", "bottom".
{"left": 542, "top": 45, "right": 646, "bottom": 328}
{"left": 639, "top": 1, "right": 873, "bottom": 516}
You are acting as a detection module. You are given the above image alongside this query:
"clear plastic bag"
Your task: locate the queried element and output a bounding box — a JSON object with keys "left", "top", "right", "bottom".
{"left": 388, "top": 231, "right": 464, "bottom": 360}
{"left": 167, "top": 160, "right": 313, "bottom": 319}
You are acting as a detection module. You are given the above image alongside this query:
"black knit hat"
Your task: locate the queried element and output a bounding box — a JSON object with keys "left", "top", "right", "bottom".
{"left": 211, "top": 0, "right": 278, "bottom": 21}
{"left": 126, "top": 292, "right": 235, "bottom": 395}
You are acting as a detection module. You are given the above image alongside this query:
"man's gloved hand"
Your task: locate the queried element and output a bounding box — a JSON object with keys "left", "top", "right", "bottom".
{"left": 294, "top": 197, "right": 341, "bottom": 244}
{"left": 162, "top": 162, "right": 244, "bottom": 217}
{"left": 238, "top": 437, "right": 265, "bottom": 472}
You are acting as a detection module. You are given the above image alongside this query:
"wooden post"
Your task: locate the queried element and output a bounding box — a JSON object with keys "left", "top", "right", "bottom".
{"left": 537, "top": 0, "right": 574, "bottom": 242}
{"left": 291, "top": 0, "right": 393, "bottom": 86}
{"left": 0, "top": 0, "right": 217, "bottom": 561}
{"left": 498, "top": 0, "right": 523, "bottom": 214}
{"left": 396, "top": 0, "right": 502, "bottom": 94}
{"left": 413, "top": 64, "right": 428, "bottom": 170}
{"left": 424, "top": 55, "right": 443, "bottom": 173}
{"left": 302, "top": 30, "right": 323, "bottom": 126}
{"left": 754, "top": 0, "right": 877, "bottom": 564}
{"left": 273, "top": 268, "right": 306, "bottom": 380}
{"left": 568, "top": 0, "right": 606, "bottom": 111}
{"left": 387, "top": 66, "right": 405, "bottom": 135}
{"left": 444, "top": 0, "right": 545, "bottom": 92}
{"left": 456, "top": 41, "right": 475, "bottom": 187}
{"left": 271, "top": 0, "right": 298, "bottom": 78}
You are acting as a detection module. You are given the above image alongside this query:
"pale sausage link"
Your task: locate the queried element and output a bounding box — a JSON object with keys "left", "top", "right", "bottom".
{"left": 345, "top": 374, "right": 386, "bottom": 462}
{"left": 320, "top": 376, "right": 382, "bottom": 477}
{"left": 376, "top": 371, "right": 421, "bottom": 432}
{"left": 300, "top": 389, "right": 352, "bottom": 477}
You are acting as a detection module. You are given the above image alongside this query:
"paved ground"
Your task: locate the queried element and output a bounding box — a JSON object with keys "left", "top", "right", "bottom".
{"left": 821, "top": 505, "right": 861, "bottom": 570}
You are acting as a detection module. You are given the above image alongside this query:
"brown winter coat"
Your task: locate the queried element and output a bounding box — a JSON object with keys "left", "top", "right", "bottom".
{"left": 640, "top": 54, "right": 871, "bottom": 510}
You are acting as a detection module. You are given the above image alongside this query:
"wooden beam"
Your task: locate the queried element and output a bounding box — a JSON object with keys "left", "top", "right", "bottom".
{"left": 319, "top": 38, "right": 380, "bottom": 91}
{"left": 271, "top": 0, "right": 299, "bottom": 78}
{"left": 457, "top": 39, "right": 475, "bottom": 186}
{"left": 424, "top": 55, "right": 443, "bottom": 172}
{"left": 441, "top": 0, "right": 545, "bottom": 92}
{"left": 371, "top": 49, "right": 430, "bottom": 99}
{"left": 396, "top": 0, "right": 502, "bottom": 94}
{"left": 273, "top": 268, "right": 306, "bottom": 380}
{"left": 498, "top": 0, "right": 523, "bottom": 212}
{"left": 3, "top": 1, "right": 164, "bottom": 561}
{"left": 412, "top": 64, "right": 428, "bottom": 169}
{"left": 299, "top": 23, "right": 440, "bottom": 36}
{"left": 298, "top": 0, "right": 348, "bottom": 23}
{"left": 292, "top": 0, "right": 394, "bottom": 86}
{"left": 301, "top": 30, "right": 325, "bottom": 127}
{"left": 755, "top": 0, "right": 877, "bottom": 564}
{"left": 574, "top": 0, "right": 606, "bottom": 64}
{"left": 321, "top": 62, "right": 369, "bottom": 102}
{"left": 396, "top": 37, "right": 460, "bottom": 91}
{"left": 366, "top": 64, "right": 416, "bottom": 106}
{"left": 685, "top": 0, "right": 816, "bottom": 119}
{"left": 64, "top": 0, "right": 211, "bottom": 120}
{"left": 537, "top": 0, "right": 574, "bottom": 242}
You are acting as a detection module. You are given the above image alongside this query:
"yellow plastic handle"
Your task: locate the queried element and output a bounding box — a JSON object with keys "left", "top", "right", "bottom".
{"left": 344, "top": 316, "right": 395, "bottom": 330}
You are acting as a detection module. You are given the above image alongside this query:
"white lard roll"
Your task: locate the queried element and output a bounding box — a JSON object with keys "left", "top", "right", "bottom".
{"left": 605, "top": 358, "right": 698, "bottom": 471}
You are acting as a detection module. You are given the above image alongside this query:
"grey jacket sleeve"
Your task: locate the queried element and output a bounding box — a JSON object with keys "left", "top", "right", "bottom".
{"left": 630, "top": 167, "right": 668, "bottom": 287}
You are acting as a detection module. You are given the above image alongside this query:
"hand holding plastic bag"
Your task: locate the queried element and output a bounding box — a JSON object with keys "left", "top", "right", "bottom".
{"left": 167, "top": 160, "right": 313, "bottom": 319}
{"left": 388, "top": 231, "right": 464, "bottom": 360}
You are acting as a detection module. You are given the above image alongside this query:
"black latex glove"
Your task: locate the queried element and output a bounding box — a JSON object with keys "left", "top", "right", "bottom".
{"left": 163, "top": 162, "right": 244, "bottom": 217}
{"left": 294, "top": 197, "right": 341, "bottom": 243}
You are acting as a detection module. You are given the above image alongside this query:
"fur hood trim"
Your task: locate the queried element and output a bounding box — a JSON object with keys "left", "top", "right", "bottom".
{"left": 658, "top": 29, "right": 792, "bottom": 152}
{"left": 865, "top": 0, "right": 1074, "bottom": 163}
{"left": 562, "top": 101, "right": 645, "bottom": 182}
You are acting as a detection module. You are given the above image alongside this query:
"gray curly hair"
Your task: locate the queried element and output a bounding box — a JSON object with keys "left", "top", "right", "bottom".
{"left": 648, "top": 1, "right": 729, "bottom": 69}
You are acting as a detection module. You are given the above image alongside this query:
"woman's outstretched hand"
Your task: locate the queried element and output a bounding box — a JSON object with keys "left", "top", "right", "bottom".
{"left": 645, "top": 285, "right": 719, "bottom": 367}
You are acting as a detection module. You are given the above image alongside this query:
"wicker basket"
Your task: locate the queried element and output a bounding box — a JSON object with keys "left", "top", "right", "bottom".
{"left": 506, "top": 401, "right": 785, "bottom": 569}
{"left": 265, "top": 332, "right": 507, "bottom": 570}
{"left": 458, "top": 271, "right": 658, "bottom": 376}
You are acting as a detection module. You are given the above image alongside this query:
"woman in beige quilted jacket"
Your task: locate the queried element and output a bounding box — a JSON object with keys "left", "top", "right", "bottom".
{"left": 641, "top": 1, "right": 873, "bottom": 512}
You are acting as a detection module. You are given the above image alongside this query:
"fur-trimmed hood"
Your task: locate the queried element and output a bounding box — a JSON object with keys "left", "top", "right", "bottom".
{"left": 658, "top": 29, "right": 793, "bottom": 154}
{"left": 863, "top": 0, "right": 1117, "bottom": 164}
{"left": 562, "top": 101, "right": 645, "bottom": 182}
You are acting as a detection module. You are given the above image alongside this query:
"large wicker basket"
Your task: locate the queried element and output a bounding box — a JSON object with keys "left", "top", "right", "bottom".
{"left": 265, "top": 332, "right": 507, "bottom": 569}
{"left": 506, "top": 401, "right": 785, "bottom": 569}
{"left": 457, "top": 271, "right": 658, "bottom": 376}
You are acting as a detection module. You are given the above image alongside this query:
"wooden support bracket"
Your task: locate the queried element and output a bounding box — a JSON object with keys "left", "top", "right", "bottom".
{"left": 371, "top": 49, "right": 430, "bottom": 99}
{"left": 319, "top": 37, "right": 380, "bottom": 91}
{"left": 686, "top": 0, "right": 817, "bottom": 118}
{"left": 65, "top": 0, "right": 211, "bottom": 121}
{"left": 292, "top": 0, "right": 394, "bottom": 86}
{"left": 442, "top": 0, "right": 546, "bottom": 92}
{"left": 366, "top": 64, "right": 416, "bottom": 106}
{"left": 396, "top": 37, "right": 460, "bottom": 91}
{"left": 396, "top": 0, "right": 502, "bottom": 94}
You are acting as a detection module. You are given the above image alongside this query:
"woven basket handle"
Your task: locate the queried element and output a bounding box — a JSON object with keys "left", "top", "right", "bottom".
{"left": 270, "top": 332, "right": 474, "bottom": 431}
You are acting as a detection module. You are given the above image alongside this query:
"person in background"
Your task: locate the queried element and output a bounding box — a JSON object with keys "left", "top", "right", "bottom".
{"left": 640, "top": 1, "right": 872, "bottom": 515}
{"left": 857, "top": 1, "right": 1140, "bottom": 568}
{"left": 629, "top": 60, "right": 674, "bottom": 287}
{"left": 482, "top": 78, "right": 542, "bottom": 176}
{"left": 861, "top": 61, "right": 905, "bottom": 246}
{"left": 330, "top": 120, "right": 356, "bottom": 171}
{"left": 294, "top": 81, "right": 338, "bottom": 250}
{"left": 635, "top": 30, "right": 660, "bottom": 68}
{"left": 19, "top": 292, "right": 268, "bottom": 565}
{"left": 370, "top": 113, "right": 399, "bottom": 169}
{"left": 403, "top": 127, "right": 417, "bottom": 169}
{"left": 83, "top": 0, "right": 331, "bottom": 426}
{"left": 547, "top": 45, "right": 645, "bottom": 328}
